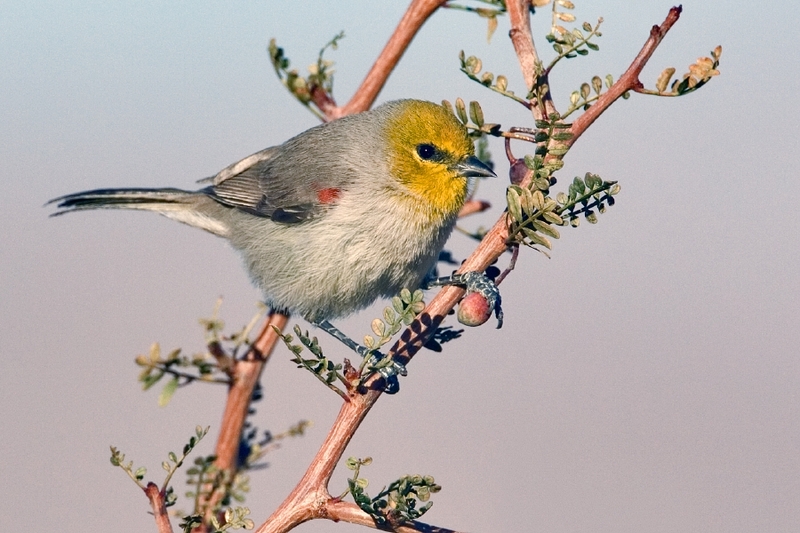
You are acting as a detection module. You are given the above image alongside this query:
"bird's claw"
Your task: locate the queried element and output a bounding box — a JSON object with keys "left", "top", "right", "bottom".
{"left": 365, "top": 351, "right": 407, "bottom": 395}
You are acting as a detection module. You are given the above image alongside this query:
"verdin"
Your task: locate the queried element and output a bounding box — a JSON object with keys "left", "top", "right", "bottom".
{"left": 50, "top": 99, "right": 495, "bottom": 327}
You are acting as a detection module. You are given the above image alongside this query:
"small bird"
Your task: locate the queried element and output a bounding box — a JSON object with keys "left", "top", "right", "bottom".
{"left": 50, "top": 100, "right": 495, "bottom": 332}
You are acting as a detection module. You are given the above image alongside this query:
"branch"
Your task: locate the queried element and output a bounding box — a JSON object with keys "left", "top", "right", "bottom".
{"left": 506, "top": 0, "right": 556, "bottom": 120}
{"left": 567, "top": 6, "right": 683, "bottom": 145}
{"left": 334, "top": 0, "right": 447, "bottom": 118}
{"left": 198, "top": 312, "right": 288, "bottom": 528}
{"left": 255, "top": 392, "right": 460, "bottom": 533}
{"left": 145, "top": 483, "right": 174, "bottom": 533}
{"left": 506, "top": 0, "right": 539, "bottom": 95}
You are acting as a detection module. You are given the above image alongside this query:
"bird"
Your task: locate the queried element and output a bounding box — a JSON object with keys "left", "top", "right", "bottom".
{"left": 49, "top": 99, "right": 496, "bottom": 350}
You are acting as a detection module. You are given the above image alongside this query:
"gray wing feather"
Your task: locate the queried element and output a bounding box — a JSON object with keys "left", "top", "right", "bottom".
{"left": 202, "top": 116, "right": 378, "bottom": 223}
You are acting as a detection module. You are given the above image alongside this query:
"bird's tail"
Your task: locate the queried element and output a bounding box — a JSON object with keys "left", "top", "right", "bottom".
{"left": 47, "top": 188, "right": 230, "bottom": 237}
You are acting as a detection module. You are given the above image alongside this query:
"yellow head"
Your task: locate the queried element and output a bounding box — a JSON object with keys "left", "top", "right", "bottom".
{"left": 382, "top": 100, "right": 494, "bottom": 220}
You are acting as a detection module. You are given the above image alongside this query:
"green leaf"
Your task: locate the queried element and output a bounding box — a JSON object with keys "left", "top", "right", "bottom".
{"left": 572, "top": 176, "right": 586, "bottom": 195}
{"left": 506, "top": 186, "right": 523, "bottom": 223}
{"left": 159, "top": 377, "right": 179, "bottom": 407}
{"left": 591, "top": 76, "right": 602, "bottom": 94}
{"left": 531, "top": 190, "right": 545, "bottom": 210}
{"left": 455, "top": 98, "right": 468, "bottom": 124}
{"left": 522, "top": 227, "right": 552, "bottom": 249}
{"left": 543, "top": 211, "right": 565, "bottom": 225}
{"left": 534, "top": 177, "right": 551, "bottom": 191}
{"left": 532, "top": 220, "right": 561, "bottom": 239}
{"left": 551, "top": 132, "right": 574, "bottom": 141}
{"left": 469, "top": 100, "right": 484, "bottom": 127}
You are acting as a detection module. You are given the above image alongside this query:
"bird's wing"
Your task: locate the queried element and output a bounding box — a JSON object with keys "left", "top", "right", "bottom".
{"left": 201, "top": 143, "right": 351, "bottom": 224}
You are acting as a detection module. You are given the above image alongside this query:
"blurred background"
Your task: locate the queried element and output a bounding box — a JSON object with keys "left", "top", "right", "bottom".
{"left": 2, "top": 1, "right": 798, "bottom": 532}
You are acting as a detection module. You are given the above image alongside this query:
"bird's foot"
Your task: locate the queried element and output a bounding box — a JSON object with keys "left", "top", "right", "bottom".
{"left": 312, "top": 319, "right": 407, "bottom": 394}
{"left": 425, "top": 270, "right": 504, "bottom": 328}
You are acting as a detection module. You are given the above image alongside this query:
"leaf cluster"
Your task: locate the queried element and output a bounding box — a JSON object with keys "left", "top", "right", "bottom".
{"left": 507, "top": 141, "right": 620, "bottom": 253}
{"left": 135, "top": 304, "right": 266, "bottom": 406}
{"left": 652, "top": 46, "right": 722, "bottom": 96}
{"left": 444, "top": 96, "right": 503, "bottom": 140}
{"left": 277, "top": 325, "right": 348, "bottom": 398}
{"left": 180, "top": 419, "right": 308, "bottom": 530}
{"left": 109, "top": 426, "right": 209, "bottom": 503}
{"left": 136, "top": 343, "right": 228, "bottom": 407}
{"left": 545, "top": 4, "right": 603, "bottom": 74}
{"left": 345, "top": 457, "right": 442, "bottom": 527}
{"left": 363, "top": 289, "right": 425, "bottom": 362}
{"left": 457, "top": 52, "right": 529, "bottom": 107}
{"left": 268, "top": 32, "right": 344, "bottom": 119}
{"left": 180, "top": 507, "right": 254, "bottom": 533}
{"left": 275, "top": 288, "right": 430, "bottom": 396}
{"left": 564, "top": 74, "right": 620, "bottom": 118}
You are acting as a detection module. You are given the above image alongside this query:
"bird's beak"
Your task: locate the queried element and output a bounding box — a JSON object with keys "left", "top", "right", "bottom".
{"left": 451, "top": 155, "right": 496, "bottom": 178}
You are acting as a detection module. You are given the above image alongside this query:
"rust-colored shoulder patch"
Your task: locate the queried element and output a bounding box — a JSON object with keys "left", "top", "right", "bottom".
{"left": 316, "top": 187, "right": 341, "bottom": 204}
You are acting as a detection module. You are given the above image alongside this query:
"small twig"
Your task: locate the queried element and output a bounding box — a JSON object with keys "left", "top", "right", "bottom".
{"left": 494, "top": 244, "right": 519, "bottom": 286}
{"left": 145, "top": 483, "right": 174, "bottom": 533}
{"left": 207, "top": 340, "right": 235, "bottom": 377}
{"left": 458, "top": 199, "right": 491, "bottom": 218}
{"left": 567, "top": 6, "right": 683, "bottom": 146}
{"left": 157, "top": 366, "right": 231, "bottom": 386}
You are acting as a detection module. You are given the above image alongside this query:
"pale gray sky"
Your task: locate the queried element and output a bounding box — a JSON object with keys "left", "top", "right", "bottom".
{"left": 2, "top": 1, "right": 798, "bottom": 532}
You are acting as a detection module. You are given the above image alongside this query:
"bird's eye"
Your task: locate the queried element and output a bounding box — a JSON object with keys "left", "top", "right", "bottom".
{"left": 416, "top": 144, "right": 436, "bottom": 160}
